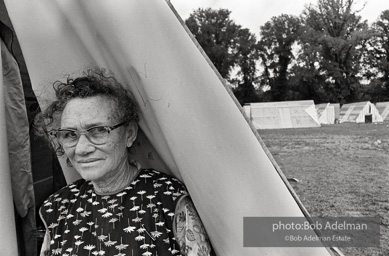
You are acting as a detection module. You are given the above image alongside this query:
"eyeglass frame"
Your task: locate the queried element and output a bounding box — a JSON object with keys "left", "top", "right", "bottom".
{"left": 47, "top": 120, "right": 129, "bottom": 147}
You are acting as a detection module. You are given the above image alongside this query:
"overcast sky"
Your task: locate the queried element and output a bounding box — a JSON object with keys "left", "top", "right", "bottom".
{"left": 170, "top": 0, "right": 388, "bottom": 36}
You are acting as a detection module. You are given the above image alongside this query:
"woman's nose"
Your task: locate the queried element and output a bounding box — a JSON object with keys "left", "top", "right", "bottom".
{"left": 74, "top": 134, "right": 95, "bottom": 155}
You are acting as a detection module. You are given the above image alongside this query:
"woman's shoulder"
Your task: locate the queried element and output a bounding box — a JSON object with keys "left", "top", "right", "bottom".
{"left": 42, "top": 179, "right": 90, "bottom": 205}
{"left": 137, "top": 169, "right": 188, "bottom": 197}
{"left": 138, "top": 169, "right": 185, "bottom": 186}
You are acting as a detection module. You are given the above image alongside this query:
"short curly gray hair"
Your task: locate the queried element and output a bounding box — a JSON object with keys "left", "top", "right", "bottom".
{"left": 34, "top": 68, "right": 140, "bottom": 155}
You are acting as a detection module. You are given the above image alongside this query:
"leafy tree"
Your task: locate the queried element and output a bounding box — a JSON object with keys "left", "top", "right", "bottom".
{"left": 185, "top": 8, "right": 241, "bottom": 79}
{"left": 185, "top": 8, "right": 260, "bottom": 104}
{"left": 288, "top": 25, "right": 329, "bottom": 102}
{"left": 362, "top": 10, "right": 389, "bottom": 102}
{"left": 300, "top": 0, "right": 371, "bottom": 103}
{"left": 232, "top": 28, "right": 261, "bottom": 104}
{"left": 257, "top": 14, "right": 302, "bottom": 101}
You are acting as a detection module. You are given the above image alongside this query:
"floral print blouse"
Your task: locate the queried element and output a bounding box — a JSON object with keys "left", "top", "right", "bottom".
{"left": 40, "top": 169, "right": 213, "bottom": 256}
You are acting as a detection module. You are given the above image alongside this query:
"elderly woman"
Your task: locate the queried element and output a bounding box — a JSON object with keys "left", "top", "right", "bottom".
{"left": 35, "top": 69, "right": 213, "bottom": 256}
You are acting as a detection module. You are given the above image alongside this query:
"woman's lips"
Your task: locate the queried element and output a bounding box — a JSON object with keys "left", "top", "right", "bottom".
{"left": 77, "top": 158, "right": 101, "bottom": 164}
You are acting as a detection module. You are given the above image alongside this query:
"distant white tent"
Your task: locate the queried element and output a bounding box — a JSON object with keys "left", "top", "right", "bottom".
{"left": 330, "top": 103, "right": 340, "bottom": 122}
{"left": 316, "top": 103, "right": 335, "bottom": 124}
{"left": 375, "top": 102, "right": 389, "bottom": 122}
{"left": 339, "top": 101, "right": 383, "bottom": 123}
{"left": 246, "top": 100, "right": 321, "bottom": 129}
{"left": 243, "top": 104, "right": 251, "bottom": 118}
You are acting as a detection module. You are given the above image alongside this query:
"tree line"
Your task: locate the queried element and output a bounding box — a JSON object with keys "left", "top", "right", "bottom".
{"left": 184, "top": 0, "right": 389, "bottom": 105}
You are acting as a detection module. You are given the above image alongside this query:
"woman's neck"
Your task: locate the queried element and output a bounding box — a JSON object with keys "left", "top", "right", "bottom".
{"left": 92, "top": 161, "right": 139, "bottom": 195}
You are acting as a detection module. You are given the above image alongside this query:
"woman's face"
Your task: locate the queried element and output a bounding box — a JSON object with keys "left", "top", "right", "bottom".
{"left": 60, "top": 95, "right": 137, "bottom": 182}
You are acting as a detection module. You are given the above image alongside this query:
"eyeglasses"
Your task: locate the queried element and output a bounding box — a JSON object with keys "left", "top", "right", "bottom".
{"left": 48, "top": 121, "right": 128, "bottom": 147}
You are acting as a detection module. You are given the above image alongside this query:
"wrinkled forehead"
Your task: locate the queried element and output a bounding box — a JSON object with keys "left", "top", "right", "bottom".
{"left": 60, "top": 95, "right": 119, "bottom": 127}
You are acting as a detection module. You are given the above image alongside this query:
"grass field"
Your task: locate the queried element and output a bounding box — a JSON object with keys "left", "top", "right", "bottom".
{"left": 258, "top": 123, "right": 389, "bottom": 256}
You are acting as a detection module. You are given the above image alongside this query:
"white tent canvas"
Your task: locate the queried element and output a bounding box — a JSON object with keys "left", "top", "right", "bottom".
{"left": 316, "top": 103, "right": 336, "bottom": 125}
{"left": 247, "top": 100, "right": 321, "bottom": 129}
{"left": 329, "top": 103, "right": 340, "bottom": 122}
{"left": 375, "top": 102, "right": 389, "bottom": 122}
{"left": 339, "top": 101, "right": 383, "bottom": 123}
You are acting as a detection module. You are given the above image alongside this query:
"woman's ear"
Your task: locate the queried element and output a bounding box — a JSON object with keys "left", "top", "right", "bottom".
{"left": 126, "top": 121, "right": 138, "bottom": 148}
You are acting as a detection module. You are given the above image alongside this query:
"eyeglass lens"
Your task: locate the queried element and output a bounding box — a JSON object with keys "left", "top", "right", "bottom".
{"left": 57, "top": 127, "right": 109, "bottom": 147}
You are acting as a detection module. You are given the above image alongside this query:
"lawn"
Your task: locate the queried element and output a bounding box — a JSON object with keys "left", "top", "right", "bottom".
{"left": 258, "top": 123, "right": 389, "bottom": 256}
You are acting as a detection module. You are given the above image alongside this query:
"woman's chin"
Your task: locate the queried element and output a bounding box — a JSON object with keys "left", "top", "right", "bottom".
{"left": 77, "top": 168, "right": 103, "bottom": 182}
